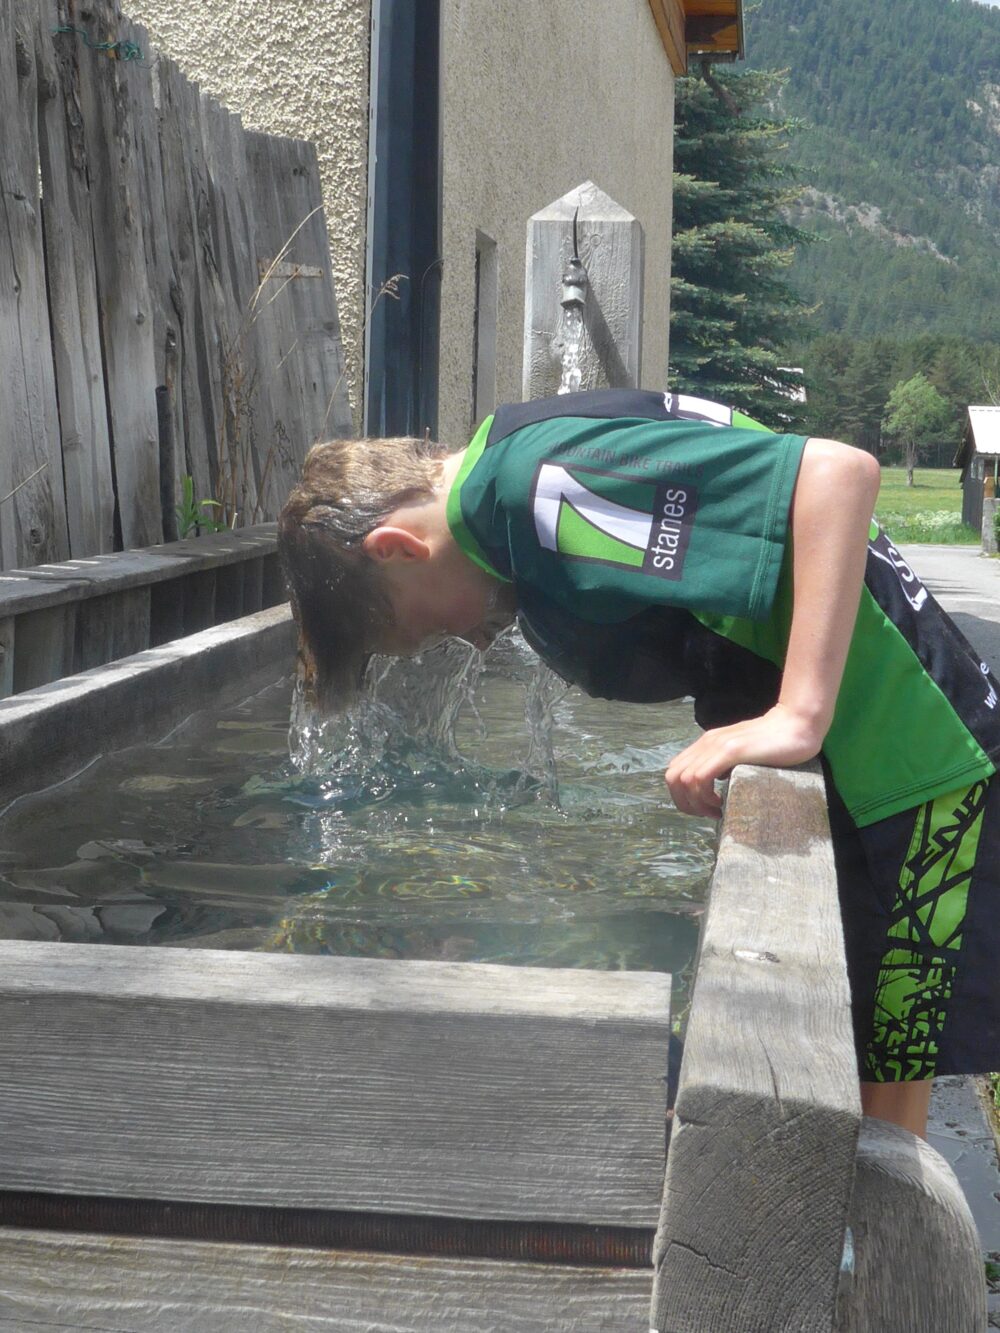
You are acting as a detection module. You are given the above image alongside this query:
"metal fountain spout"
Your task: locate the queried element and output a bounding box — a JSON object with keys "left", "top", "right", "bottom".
{"left": 560, "top": 208, "right": 588, "bottom": 311}
{"left": 556, "top": 208, "right": 588, "bottom": 394}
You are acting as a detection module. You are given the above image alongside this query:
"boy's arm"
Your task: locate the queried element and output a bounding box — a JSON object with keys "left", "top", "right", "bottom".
{"left": 665, "top": 439, "right": 881, "bottom": 818}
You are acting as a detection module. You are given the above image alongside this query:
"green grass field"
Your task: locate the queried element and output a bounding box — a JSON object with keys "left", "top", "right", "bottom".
{"left": 875, "top": 466, "right": 978, "bottom": 544}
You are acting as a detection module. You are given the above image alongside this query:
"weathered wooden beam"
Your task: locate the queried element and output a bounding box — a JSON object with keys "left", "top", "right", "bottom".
{"left": 0, "top": 526, "right": 278, "bottom": 619}
{"left": 0, "top": 945, "right": 670, "bottom": 1225}
{"left": 650, "top": 763, "right": 861, "bottom": 1331}
{"left": 836, "top": 1117, "right": 987, "bottom": 1331}
{"left": 0, "top": 605, "right": 294, "bottom": 807}
{"left": 0, "top": 1227, "right": 652, "bottom": 1330}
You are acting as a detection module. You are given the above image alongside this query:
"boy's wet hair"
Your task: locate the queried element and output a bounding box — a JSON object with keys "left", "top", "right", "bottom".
{"left": 278, "top": 435, "right": 452, "bottom": 711}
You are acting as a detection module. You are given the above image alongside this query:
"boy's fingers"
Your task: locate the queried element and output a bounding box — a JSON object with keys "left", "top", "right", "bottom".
{"left": 665, "top": 750, "right": 727, "bottom": 818}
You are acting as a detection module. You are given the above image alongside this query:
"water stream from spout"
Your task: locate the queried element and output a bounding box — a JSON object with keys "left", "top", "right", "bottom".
{"left": 557, "top": 304, "right": 585, "bottom": 395}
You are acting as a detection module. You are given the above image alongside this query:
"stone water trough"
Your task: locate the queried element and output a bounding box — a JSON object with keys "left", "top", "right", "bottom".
{"left": 0, "top": 532, "right": 988, "bottom": 1330}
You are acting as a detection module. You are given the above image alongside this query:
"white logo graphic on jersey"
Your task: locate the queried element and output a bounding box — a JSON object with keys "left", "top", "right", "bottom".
{"left": 981, "top": 661, "right": 997, "bottom": 710}
{"left": 533, "top": 463, "right": 651, "bottom": 552}
{"left": 531, "top": 462, "right": 698, "bottom": 580}
{"left": 663, "top": 392, "right": 732, "bottom": 427}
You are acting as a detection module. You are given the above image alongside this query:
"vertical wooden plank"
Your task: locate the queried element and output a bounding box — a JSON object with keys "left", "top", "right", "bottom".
{"left": 242, "top": 557, "right": 264, "bottom": 614}
{"left": 182, "top": 569, "right": 216, "bottom": 633}
{"left": 154, "top": 59, "right": 218, "bottom": 511}
{"left": 246, "top": 131, "right": 352, "bottom": 516}
{"left": 33, "top": 0, "right": 115, "bottom": 560}
{"left": 126, "top": 23, "right": 172, "bottom": 394}
{"left": 123, "top": 19, "right": 183, "bottom": 543}
{"left": 74, "top": 588, "right": 151, "bottom": 671}
{"left": 149, "top": 580, "right": 185, "bottom": 646}
{"left": 0, "top": 619, "right": 14, "bottom": 699}
{"left": 0, "top": 0, "right": 70, "bottom": 571}
{"left": 215, "top": 563, "right": 245, "bottom": 623}
{"left": 12, "top": 605, "right": 76, "bottom": 693}
{"left": 261, "top": 553, "right": 286, "bottom": 608}
{"left": 199, "top": 95, "right": 269, "bottom": 530}
{"left": 74, "top": 0, "right": 161, "bottom": 549}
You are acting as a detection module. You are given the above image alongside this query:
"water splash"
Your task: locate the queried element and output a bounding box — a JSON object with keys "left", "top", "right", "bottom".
{"left": 557, "top": 304, "right": 585, "bottom": 394}
{"left": 288, "top": 632, "right": 568, "bottom": 816}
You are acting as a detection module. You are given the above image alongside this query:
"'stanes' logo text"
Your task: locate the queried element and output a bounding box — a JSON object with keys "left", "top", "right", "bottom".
{"left": 532, "top": 463, "right": 698, "bottom": 582}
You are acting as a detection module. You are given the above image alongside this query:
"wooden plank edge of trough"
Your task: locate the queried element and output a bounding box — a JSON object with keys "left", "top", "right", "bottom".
{"left": 0, "top": 603, "right": 295, "bottom": 809}
{"left": 649, "top": 762, "right": 987, "bottom": 1333}
{"left": 0, "top": 1226, "right": 653, "bottom": 1331}
{"left": 0, "top": 943, "right": 671, "bottom": 1225}
{"left": 650, "top": 760, "right": 861, "bottom": 1330}
{"left": 0, "top": 524, "right": 278, "bottom": 617}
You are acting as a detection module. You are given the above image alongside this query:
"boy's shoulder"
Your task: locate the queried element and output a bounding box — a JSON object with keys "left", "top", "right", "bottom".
{"left": 485, "top": 388, "right": 772, "bottom": 448}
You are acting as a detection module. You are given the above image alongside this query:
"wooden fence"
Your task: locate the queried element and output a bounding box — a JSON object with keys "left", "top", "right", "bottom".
{"left": 0, "top": 0, "right": 352, "bottom": 575}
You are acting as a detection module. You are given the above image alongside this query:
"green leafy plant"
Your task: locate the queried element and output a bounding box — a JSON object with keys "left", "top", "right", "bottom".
{"left": 175, "top": 475, "right": 227, "bottom": 539}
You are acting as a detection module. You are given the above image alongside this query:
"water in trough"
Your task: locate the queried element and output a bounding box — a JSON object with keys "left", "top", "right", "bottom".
{"left": 0, "top": 633, "right": 711, "bottom": 1001}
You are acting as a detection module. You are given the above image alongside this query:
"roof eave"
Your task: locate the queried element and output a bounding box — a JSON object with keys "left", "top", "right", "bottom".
{"left": 648, "top": 1, "right": 744, "bottom": 76}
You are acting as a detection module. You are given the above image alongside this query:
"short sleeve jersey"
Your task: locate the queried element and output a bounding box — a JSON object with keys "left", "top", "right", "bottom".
{"left": 447, "top": 389, "right": 1000, "bottom": 827}
{"left": 446, "top": 389, "right": 807, "bottom": 624}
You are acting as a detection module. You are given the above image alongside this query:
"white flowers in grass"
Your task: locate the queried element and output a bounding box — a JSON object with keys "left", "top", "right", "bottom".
{"left": 876, "top": 510, "right": 976, "bottom": 542}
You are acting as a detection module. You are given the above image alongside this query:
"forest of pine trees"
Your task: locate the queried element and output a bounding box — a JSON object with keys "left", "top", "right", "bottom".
{"left": 669, "top": 0, "right": 1000, "bottom": 450}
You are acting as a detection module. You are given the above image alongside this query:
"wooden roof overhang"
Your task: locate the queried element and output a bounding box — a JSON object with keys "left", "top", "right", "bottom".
{"left": 648, "top": 0, "right": 744, "bottom": 75}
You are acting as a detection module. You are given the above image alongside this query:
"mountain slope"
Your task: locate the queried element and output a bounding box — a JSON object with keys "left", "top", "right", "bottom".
{"left": 743, "top": 0, "right": 1000, "bottom": 341}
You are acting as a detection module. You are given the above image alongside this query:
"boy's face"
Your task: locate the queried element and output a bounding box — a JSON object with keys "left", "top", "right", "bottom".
{"left": 375, "top": 540, "right": 517, "bottom": 656}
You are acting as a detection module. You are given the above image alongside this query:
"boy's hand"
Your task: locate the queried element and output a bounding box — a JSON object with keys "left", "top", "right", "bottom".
{"left": 664, "top": 703, "right": 825, "bottom": 818}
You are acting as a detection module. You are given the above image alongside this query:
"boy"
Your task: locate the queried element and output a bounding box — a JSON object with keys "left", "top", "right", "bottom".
{"left": 279, "top": 388, "right": 1000, "bottom": 1140}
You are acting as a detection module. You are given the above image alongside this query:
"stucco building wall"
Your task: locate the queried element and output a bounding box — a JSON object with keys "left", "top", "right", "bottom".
{"left": 438, "top": 0, "right": 675, "bottom": 447}
{"left": 130, "top": 0, "right": 372, "bottom": 426}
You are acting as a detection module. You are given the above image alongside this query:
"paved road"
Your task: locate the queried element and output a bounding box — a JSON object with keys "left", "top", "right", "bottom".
{"left": 900, "top": 542, "right": 1000, "bottom": 674}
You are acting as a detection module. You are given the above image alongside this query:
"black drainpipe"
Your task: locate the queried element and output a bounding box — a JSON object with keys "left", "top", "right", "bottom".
{"left": 364, "top": 0, "right": 442, "bottom": 440}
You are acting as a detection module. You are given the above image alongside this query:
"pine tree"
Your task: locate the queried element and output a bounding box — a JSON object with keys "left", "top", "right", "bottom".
{"left": 669, "top": 67, "right": 812, "bottom": 428}
{"left": 838, "top": 340, "right": 894, "bottom": 453}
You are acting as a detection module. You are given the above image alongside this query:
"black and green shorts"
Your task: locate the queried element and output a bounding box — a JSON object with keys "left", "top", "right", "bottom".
{"left": 826, "top": 768, "right": 1000, "bottom": 1083}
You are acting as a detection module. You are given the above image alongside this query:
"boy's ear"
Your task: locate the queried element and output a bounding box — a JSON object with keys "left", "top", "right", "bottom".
{"left": 362, "top": 526, "right": 431, "bottom": 562}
